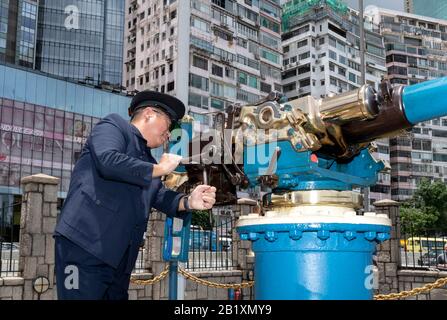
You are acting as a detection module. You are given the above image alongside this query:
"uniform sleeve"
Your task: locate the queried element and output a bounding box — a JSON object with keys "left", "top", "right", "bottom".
{"left": 152, "top": 186, "right": 186, "bottom": 218}
{"left": 88, "top": 116, "right": 154, "bottom": 187}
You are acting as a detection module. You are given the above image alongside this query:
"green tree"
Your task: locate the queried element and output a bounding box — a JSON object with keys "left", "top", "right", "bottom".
{"left": 191, "top": 210, "right": 214, "bottom": 230}
{"left": 400, "top": 207, "right": 439, "bottom": 235}
{"left": 401, "top": 178, "right": 447, "bottom": 234}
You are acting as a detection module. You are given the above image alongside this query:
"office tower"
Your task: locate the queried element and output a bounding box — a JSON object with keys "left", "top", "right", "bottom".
{"left": 405, "top": 0, "right": 447, "bottom": 20}
{"left": 0, "top": 0, "right": 39, "bottom": 68}
{"left": 35, "top": 0, "right": 125, "bottom": 86}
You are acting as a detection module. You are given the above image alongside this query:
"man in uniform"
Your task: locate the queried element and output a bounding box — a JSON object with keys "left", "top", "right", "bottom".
{"left": 54, "top": 91, "right": 216, "bottom": 299}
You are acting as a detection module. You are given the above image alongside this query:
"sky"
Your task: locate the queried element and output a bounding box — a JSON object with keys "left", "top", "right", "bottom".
{"left": 343, "top": 0, "right": 405, "bottom": 11}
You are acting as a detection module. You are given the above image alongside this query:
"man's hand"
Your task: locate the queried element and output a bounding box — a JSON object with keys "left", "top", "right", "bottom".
{"left": 153, "top": 153, "right": 182, "bottom": 177}
{"left": 189, "top": 185, "right": 217, "bottom": 210}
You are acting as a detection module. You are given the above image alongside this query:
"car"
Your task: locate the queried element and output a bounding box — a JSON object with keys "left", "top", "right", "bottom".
{"left": 418, "top": 251, "right": 440, "bottom": 266}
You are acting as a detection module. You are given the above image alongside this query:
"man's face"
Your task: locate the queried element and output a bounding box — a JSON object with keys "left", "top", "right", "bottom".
{"left": 140, "top": 107, "right": 172, "bottom": 148}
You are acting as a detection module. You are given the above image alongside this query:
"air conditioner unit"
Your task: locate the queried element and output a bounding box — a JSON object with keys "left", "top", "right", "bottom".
{"left": 254, "top": 53, "right": 260, "bottom": 60}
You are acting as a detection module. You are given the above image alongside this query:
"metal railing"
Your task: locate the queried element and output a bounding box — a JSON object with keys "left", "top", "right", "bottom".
{"left": 186, "top": 216, "right": 236, "bottom": 271}
{"left": 1, "top": 202, "right": 22, "bottom": 277}
{"left": 400, "top": 227, "right": 447, "bottom": 271}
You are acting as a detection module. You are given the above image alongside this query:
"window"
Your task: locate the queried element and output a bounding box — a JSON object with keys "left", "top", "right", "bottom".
{"left": 261, "top": 49, "right": 279, "bottom": 64}
{"left": 260, "top": 82, "right": 272, "bottom": 93}
{"left": 349, "top": 72, "right": 356, "bottom": 83}
{"left": 329, "top": 62, "right": 335, "bottom": 72}
{"left": 297, "top": 39, "right": 308, "bottom": 48}
{"left": 238, "top": 72, "right": 247, "bottom": 85}
{"left": 260, "top": 16, "right": 280, "bottom": 33}
{"left": 212, "top": 64, "right": 223, "bottom": 77}
{"left": 432, "top": 130, "right": 447, "bottom": 138}
{"left": 283, "top": 82, "right": 296, "bottom": 92}
{"left": 191, "top": 16, "right": 210, "bottom": 33}
{"left": 329, "top": 50, "right": 337, "bottom": 60}
{"left": 299, "top": 51, "right": 310, "bottom": 60}
{"left": 189, "top": 73, "right": 209, "bottom": 91}
{"left": 193, "top": 55, "right": 208, "bottom": 70}
{"left": 299, "top": 78, "right": 310, "bottom": 88}
{"left": 189, "top": 92, "right": 209, "bottom": 109}
{"left": 211, "top": 98, "right": 225, "bottom": 110}
{"left": 412, "top": 139, "right": 432, "bottom": 151}
{"left": 298, "top": 64, "right": 310, "bottom": 75}
{"left": 282, "top": 25, "right": 309, "bottom": 41}
{"left": 282, "top": 69, "right": 297, "bottom": 80}
{"left": 167, "top": 81, "right": 175, "bottom": 92}
{"left": 248, "top": 75, "right": 258, "bottom": 89}
{"left": 225, "top": 67, "right": 234, "bottom": 79}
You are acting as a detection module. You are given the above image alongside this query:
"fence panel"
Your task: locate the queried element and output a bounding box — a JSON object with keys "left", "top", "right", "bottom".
{"left": 187, "top": 216, "right": 236, "bottom": 271}
{"left": 400, "top": 226, "right": 447, "bottom": 271}
{"left": 1, "top": 202, "right": 21, "bottom": 277}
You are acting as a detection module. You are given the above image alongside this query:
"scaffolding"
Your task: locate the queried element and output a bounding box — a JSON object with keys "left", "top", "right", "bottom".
{"left": 282, "top": 0, "right": 349, "bottom": 32}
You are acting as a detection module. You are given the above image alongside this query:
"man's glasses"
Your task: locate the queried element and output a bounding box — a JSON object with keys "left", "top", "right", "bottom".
{"left": 151, "top": 108, "right": 172, "bottom": 130}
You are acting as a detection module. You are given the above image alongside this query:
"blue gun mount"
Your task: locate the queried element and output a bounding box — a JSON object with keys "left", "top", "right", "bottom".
{"left": 229, "top": 77, "right": 447, "bottom": 300}
{"left": 165, "top": 78, "right": 447, "bottom": 299}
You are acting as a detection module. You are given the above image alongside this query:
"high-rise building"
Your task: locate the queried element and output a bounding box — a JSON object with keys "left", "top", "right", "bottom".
{"left": 123, "top": 0, "right": 283, "bottom": 127}
{"left": 404, "top": 0, "right": 447, "bottom": 20}
{"left": 366, "top": 6, "right": 447, "bottom": 201}
{"left": 35, "top": 0, "right": 125, "bottom": 86}
{"left": 280, "top": 0, "right": 390, "bottom": 207}
{"left": 0, "top": 0, "right": 39, "bottom": 68}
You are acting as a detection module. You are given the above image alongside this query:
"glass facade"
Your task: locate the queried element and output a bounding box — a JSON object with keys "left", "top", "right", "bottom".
{"left": 35, "top": 0, "right": 124, "bottom": 86}
{"left": 0, "top": 0, "right": 38, "bottom": 67}
{"left": 0, "top": 63, "right": 131, "bottom": 197}
{"left": 0, "top": 0, "right": 9, "bottom": 55}
{"left": 0, "top": 97, "right": 98, "bottom": 195}
{"left": 17, "top": 0, "right": 38, "bottom": 67}
{"left": 407, "top": 0, "right": 447, "bottom": 20}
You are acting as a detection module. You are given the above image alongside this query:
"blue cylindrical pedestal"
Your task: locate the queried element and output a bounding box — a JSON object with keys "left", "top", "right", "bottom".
{"left": 237, "top": 221, "right": 390, "bottom": 300}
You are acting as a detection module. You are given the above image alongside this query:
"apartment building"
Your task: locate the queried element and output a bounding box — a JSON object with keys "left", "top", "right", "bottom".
{"left": 281, "top": 0, "right": 390, "bottom": 207}
{"left": 367, "top": 6, "right": 447, "bottom": 201}
{"left": 123, "top": 0, "right": 283, "bottom": 127}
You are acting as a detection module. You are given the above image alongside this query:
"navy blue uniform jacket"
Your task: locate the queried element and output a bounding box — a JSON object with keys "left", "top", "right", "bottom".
{"left": 55, "top": 114, "right": 184, "bottom": 269}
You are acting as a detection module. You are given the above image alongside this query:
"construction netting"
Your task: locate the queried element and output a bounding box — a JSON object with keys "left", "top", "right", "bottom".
{"left": 282, "top": 0, "right": 349, "bottom": 32}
